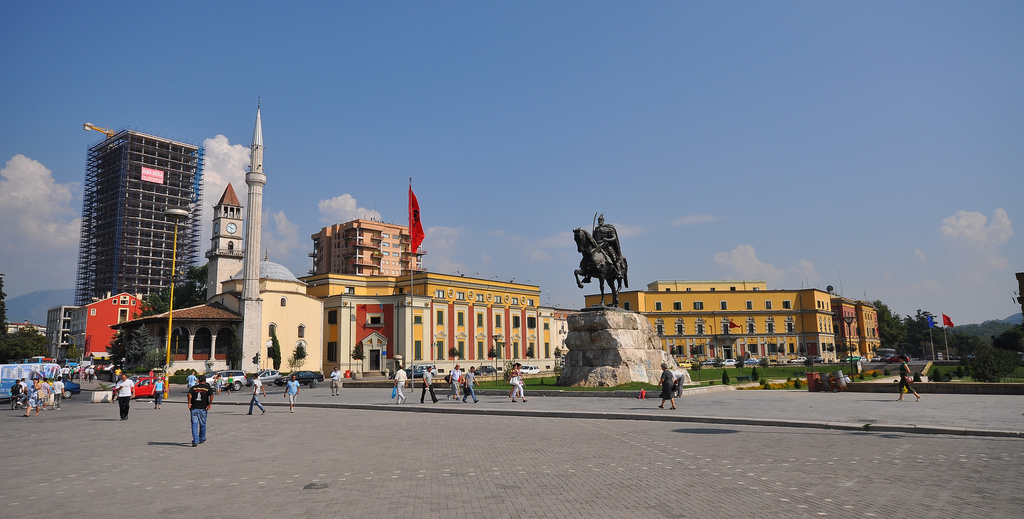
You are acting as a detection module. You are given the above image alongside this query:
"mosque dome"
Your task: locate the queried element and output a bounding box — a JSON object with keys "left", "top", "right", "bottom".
{"left": 230, "top": 260, "right": 302, "bottom": 283}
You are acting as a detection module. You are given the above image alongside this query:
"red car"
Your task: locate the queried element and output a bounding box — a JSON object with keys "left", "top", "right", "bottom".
{"left": 129, "top": 376, "right": 162, "bottom": 398}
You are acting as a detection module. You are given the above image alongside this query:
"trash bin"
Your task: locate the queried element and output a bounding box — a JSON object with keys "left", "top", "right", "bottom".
{"left": 806, "top": 371, "right": 821, "bottom": 392}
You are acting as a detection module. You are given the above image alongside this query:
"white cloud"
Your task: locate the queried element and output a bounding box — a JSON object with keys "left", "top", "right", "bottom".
{"left": 422, "top": 226, "right": 465, "bottom": 274}
{"left": 939, "top": 208, "right": 1013, "bottom": 270}
{"left": 673, "top": 214, "right": 719, "bottom": 226}
{"left": 914, "top": 248, "right": 928, "bottom": 267}
{"left": 202, "top": 135, "right": 249, "bottom": 203}
{"left": 317, "top": 194, "right": 381, "bottom": 224}
{"left": 0, "top": 155, "right": 81, "bottom": 294}
{"left": 790, "top": 259, "right": 820, "bottom": 286}
{"left": 713, "top": 245, "right": 784, "bottom": 284}
{"left": 261, "top": 210, "right": 302, "bottom": 264}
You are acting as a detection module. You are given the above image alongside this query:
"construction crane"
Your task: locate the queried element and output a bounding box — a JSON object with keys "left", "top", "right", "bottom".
{"left": 83, "top": 122, "right": 115, "bottom": 139}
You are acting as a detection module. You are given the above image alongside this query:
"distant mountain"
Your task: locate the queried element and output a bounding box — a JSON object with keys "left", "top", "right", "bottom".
{"left": 998, "top": 313, "right": 1023, "bottom": 325}
{"left": 5, "top": 289, "right": 76, "bottom": 326}
{"left": 954, "top": 313, "right": 1022, "bottom": 339}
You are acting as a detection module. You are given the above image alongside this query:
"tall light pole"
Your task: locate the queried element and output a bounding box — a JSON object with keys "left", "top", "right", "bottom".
{"left": 162, "top": 208, "right": 189, "bottom": 398}
{"left": 492, "top": 334, "right": 502, "bottom": 385}
{"left": 844, "top": 315, "right": 855, "bottom": 377}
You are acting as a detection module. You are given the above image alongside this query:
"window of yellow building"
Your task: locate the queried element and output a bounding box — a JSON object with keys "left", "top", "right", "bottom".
{"left": 414, "top": 340, "right": 422, "bottom": 360}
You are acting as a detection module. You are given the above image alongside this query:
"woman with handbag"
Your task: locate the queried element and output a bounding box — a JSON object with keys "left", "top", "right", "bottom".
{"left": 897, "top": 355, "right": 921, "bottom": 401}
{"left": 509, "top": 363, "right": 526, "bottom": 402}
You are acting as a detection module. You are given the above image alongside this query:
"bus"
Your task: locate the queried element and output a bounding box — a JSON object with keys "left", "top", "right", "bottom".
{"left": 0, "top": 362, "right": 61, "bottom": 398}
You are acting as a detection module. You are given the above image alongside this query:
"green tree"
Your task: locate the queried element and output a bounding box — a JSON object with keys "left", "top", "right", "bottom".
{"left": 287, "top": 344, "right": 307, "bottom": 370}
{"left": 872, "top": 300, "right": 906, "bottom": 350}
{"left": 269, "top": 327, "right": 282, "bottom": 370}
{"left": 721, "top": 370, "right": 731, "bottom": 385}
{"left": 993, "top": 326, "right": 1024, "bottom": 352}
{"left": 140, "top": 264, "right": 209, "bottom": 317}
{"left": 970, "top": 343, "right": 1019, "bottom": 382}
{"left": 0, "top": 273, "right": 8, "bottom": 335}
{"left": 66, "top": 345, "right": 82, "bottom": 362}
{"left": 0, "top": 327, "right": 48, "bottom": 362}
{"left": 227, "top": 326, "right": 242, "bottom": 370}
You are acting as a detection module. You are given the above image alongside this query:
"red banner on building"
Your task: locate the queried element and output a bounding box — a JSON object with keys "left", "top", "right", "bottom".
{"left": 141, "top": 166, "right": 165, "bottom": 184}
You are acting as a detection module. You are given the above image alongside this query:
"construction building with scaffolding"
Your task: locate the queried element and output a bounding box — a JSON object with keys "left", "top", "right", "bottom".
{"left": 74, "top": 129, "right": 204, "bottom": 305}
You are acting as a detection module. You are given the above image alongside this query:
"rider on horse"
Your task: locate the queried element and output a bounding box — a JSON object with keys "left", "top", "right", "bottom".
{"left": 593, "top": 214, "right": 624, "bottom": 280}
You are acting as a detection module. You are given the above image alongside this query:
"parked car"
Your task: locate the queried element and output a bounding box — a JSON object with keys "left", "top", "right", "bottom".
{"left": 475, "top": 365, "right": 497, "bottom": 375}
{"left": 130, "top": 376, "right": 161, "bottom": 399}
{"left": 787, "top": 356, "right": 807, "bottom": 365}
{"left": 674, "top": 358, "right": 694, "bottom": 369}
{"left": 842, "top": 356, "right": 861, "bottom": 363}
{"left": 700, "top": 359, "right": 717, "bottom": 366}
{"left": 721, "top": 359, "right": 737, "bottom": 367}
{"left": 812, "top": 356, "right": 824, "bottom": 363}
{"left": 253, "top": 369, "right": 282, "bottom": 386}
{"left": 403, "top": 364, "right": 433, "bottom": 379}
{"left": 206, "top": 370, "right": 248, "bottom": 392}
{"left": 62, "top": 379, "right": 81, "bottom": 398}
{"left": 274, "top": 370, "right": 325, "bottom": 388}
{"left": 743, "top": 358, "right": 761, "bottom": 366}
{"left": 520, "top": 365, "right": 541, "bottom": 374}
{"left": 883, "top": 356, "right": 902, "bottom": 363}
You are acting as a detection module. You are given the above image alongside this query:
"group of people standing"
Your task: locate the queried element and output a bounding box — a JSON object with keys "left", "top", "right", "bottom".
{"left": 11, "top": 377, "right": 65, "bottom": 416}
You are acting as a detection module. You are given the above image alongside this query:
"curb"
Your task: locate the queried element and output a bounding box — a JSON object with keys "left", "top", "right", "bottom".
{"left": 195, "top": 398, "right": 1024, "bottom": 439}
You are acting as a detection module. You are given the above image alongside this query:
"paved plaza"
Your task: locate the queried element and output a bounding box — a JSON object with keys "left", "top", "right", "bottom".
{"left": 2, "top": 382, "right": 1023, "bottom": 518}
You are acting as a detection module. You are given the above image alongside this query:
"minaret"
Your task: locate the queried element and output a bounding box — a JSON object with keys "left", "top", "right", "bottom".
{"left": 241, "top": 104, "right": 265, "bottom": 365}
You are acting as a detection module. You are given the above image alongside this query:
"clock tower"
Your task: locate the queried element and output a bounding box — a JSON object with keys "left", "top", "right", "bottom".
{"left": 206, "top": 183, "right": 245, "bottom": 300}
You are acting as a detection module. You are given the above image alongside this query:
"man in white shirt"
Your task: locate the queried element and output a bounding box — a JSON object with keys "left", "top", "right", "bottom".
{"left": 393, "top": 363, "right": 408, "bottom": 404}
{"left": 330, "top": 367, "right": 341, "bottom": 396}
{"left": 247, "top": 376, "right": 266, "bottom": 415}
{"left": 448, "top": 365, "right": 462, "bottom": 401}
{"left": 113, "top": 374, "right": 136, "bottom": 420}
{"left": 52, "top": 377, "right": 65, "bottom": 409}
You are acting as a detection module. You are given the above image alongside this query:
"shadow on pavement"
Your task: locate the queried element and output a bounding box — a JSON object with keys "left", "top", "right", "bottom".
{"left": 672, "top": 428, "right": 740, "bottom": 435}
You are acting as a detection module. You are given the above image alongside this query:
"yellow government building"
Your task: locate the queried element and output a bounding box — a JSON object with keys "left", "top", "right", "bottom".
{"left": 584, "top": 280, "right": 879, "bottom": 363}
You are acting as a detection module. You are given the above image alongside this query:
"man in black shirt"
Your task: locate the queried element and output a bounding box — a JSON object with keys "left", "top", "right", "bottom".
{"left": 187, "top": 375, "right": 213, "bottom": 447}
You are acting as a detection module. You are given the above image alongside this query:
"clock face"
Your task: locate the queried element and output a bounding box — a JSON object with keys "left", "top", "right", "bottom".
{"left": 226, "top": 223, "right": 237, "bottom": 234}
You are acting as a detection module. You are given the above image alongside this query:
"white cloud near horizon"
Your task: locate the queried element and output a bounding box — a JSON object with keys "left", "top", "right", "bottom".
{"left": 317, "top": 194, "right": 382, "bottom": 225}
{"left": 261, "top": 210, "right": 302, "bottom": 265}
{"left": 713, "top": 245, "right": 784, "bottom": 284}
{"left": 0, "top": 154, "right": 81, "bottom": 295}
{"left": 673, "top": 214, "right": 720, "bottom": 226}
{"left": 939, "top": 208, "right": 1013, "bottom": 271}
{"left": 422, "top": 226, "right": 465, "bottom": 275}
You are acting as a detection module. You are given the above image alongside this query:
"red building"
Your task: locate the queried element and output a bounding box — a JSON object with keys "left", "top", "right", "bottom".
{"left": 70, "top": 293, "right": 145, "bottom": 358}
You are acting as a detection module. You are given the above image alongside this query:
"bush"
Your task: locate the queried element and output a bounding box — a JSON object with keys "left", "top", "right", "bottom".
{"left": 956, "top": 366, "right": 964, "bottom": 378}
{"left": 722, "top": 371, "right": 731, "bottom": 385}
{"left": 883, "top": 368, "right": 891, "bottom": 376}
{"left": 931, "top": 367, "right": 941, "bottom": 382}
{"left": 858, "top": 373, "right": 865, "bottom": 380}
{"left": 751, "top": 367, "right": 760, "bottom": 381}
{"left": 913, "top": 372, "right": 922, "bottom": 382}
{"left": 793, "top": 378, "right": 803, "bottom": 390}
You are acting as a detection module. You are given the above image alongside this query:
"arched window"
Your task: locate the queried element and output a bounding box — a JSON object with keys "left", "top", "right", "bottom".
{"left": 228, "top": 241, "right": 234, "bottom": 252}
{"left": 280, "top": 297, "right": 287, "bottom": 307}
{"left": 269, "top": 323, "right": 277, "bottom": 336}
{"left": 298, "top": 324, "right": 305, "bottom": 339}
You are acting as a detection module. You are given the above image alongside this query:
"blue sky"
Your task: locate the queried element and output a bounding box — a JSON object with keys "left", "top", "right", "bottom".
{"left": 1, "top": 2, "right": 1021, "bottom": 324}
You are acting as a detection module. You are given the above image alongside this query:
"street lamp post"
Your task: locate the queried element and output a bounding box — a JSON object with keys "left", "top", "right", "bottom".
{"left": 492, "top": 334, "right": 502, "bottom": 385}
{"left": 162, "top": 208, "right": 189, "bottom": 398}
{"left": 844, "top": 315, "right": 855, "bottom": 377}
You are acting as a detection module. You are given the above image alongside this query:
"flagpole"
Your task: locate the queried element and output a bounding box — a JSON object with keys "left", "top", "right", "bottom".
{"left": 928, "top": 321, "right": 935, "bottom": 361}
{"left": 942, "top": 323, "right": 949, "bottom": 361}
{"left": 409, "top": 178, "right": 415, "bottom": 392}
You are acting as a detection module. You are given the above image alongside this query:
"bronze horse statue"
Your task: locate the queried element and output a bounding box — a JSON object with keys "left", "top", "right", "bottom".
{"left": 574, "top": 228, "right": 628, "bottom": 307}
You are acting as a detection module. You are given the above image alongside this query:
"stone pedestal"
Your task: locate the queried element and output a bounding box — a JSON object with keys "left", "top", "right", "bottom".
{"left": 557, "top": 308, "right": 677, "bottom": 387}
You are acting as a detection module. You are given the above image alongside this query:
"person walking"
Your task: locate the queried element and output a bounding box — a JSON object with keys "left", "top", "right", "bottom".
{"left": 112, "top": 373, "right": 136, "bottom": 420}
{"left": 421, "top": 366, "right": 438, "bottom": 403}
{"left": 462, "top": 366, "right": 479, "bottom": 403}
{"left": 247, "top": 375, "right": 267, "bottom": 415}
{"left": 509, "top": 363, "right": 526, "bottom": 402}
{"left": 448, "top": 364, "right": 462, "bottom": 400}
{"left": 284, "top": 374, "right": 300, "bottom": 413}
{"left": 897, "top": 355, "right": 921, "bottom": 402}
{"left": 186, "top": 372, "right": 198, "bottom": 389}
{"left": 658, "top": 363, "right": 677, "bottom": 410}
{"left": 330, "top": 367, "right": 341, "bottom": 396}
{"left": 393, "top": 363, "right": 408, "bottom": 404}
{"left": 153, "top": 377, "right": 164, "bottom": 409}
{"left": 186, "top": 375, "right": 213, "bottom": 447}
{"left": 24, "top": 379, "right": 49, "bottom": 417}
{"left": 51, "top": 377, "right": 64, "bottom": 410}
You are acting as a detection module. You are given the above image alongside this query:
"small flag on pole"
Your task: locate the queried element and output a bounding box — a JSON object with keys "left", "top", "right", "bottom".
{"left": 409, "top": 185, "right": 424, "bottom": 254}
{"left": 942, "top": 314, "right": 955, "bottom": 327}
{"left": 729, "top": 320, "right": 740, "bottom": 329}
{"left": 926, "top": 315, "right": 936, "bottom": 328}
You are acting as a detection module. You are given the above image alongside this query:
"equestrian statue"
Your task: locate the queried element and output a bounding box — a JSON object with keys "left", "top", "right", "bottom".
{"left": 574, "top": 213, "right": 629, "bottom": 307}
